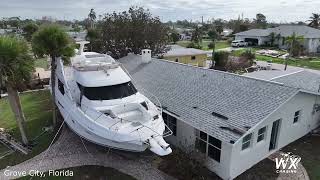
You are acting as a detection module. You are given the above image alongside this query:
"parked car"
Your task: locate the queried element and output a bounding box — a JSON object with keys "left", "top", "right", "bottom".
{"left": 231, "top": 40, "right": 248, "bottom": 47}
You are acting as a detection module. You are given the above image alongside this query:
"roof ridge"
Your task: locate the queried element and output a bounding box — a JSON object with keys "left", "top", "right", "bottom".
{"left": 155, "top": 57, "right": 293, "bottom": 87}
{"left": 270, "top": 70, "right": 305, "bottom": 80}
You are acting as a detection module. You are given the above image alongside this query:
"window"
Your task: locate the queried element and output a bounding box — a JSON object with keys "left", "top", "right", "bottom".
{"left": 191, "top": 56, "right": 196, "bottom": 60}
{"left": 163, "top": 112, "right": 177, "bottom": 136}
{"left": 257, "top": 126, "right": 267, "bottom": 142}
{"left": 242, "top": 133, "right": 252, "bottom": 150}
{"left": 58, "top": 79, "right": 65, "bottom": 95}
{"left": 293, "top": 110, "right": 301, "bottom": 123}
{"left": 195, "top": 130, "right": 221, "bottom": 162}
{"left": 175, "top": 58, "right": 179, "bottom": 62}
{"left": 78, "top": 81, "right": 137, "bottom": 100}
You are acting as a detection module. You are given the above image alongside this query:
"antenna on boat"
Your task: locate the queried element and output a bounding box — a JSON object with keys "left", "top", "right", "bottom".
{"left": 76, "top": 41, "right": 90, "bottom": 55}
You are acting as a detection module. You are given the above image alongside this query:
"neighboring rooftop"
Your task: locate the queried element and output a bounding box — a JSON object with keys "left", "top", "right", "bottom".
{"left": 235, "top": 25, "right": 320, "bottom": 38}
{"left": 271, "top": 71, "right": 320, "bottom": 93}
{"left": 163, "top": 45, "right": 207, "bottom": 57}
{"left": 118, "top": 54, "right": 298, "bottom": 143}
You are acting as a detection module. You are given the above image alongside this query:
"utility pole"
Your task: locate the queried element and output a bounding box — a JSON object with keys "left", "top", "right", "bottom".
{"left": 201, "top": 16, "right": 203, "bottom": 25}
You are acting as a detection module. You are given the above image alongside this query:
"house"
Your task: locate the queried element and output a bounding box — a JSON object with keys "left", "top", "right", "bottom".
{"left": 234, "top": 25, "right": 320, "bottom": 54}
{"left": 162, "top": 45, "right": 208, "bottom": 67}
{"left": 221, "top": 29, "right": 233, "bottom": 37}
{"left": 119, "top": 52, "right": 320, "bottom": 180}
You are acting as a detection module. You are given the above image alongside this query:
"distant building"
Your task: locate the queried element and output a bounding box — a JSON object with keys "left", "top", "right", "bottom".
{"left": 234, "top": 25, "right": 320, "bottom": 54}
{"left": 221, "top": 28, "right": 233, "bottom": 37}
{"left": 119, "top": 54, "right": 320, "bottom": 179}
{"left": 162, "top": 45, "right": 208, "bottom": 67}
{"left": 66, "top": 31, "right": 87, "bottom": 41}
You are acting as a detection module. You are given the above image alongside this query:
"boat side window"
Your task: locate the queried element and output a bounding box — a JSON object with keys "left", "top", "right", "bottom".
{"left": 58, "top": 79, "right": 65, "bottom": 95}
{"left": 78, "top": 81, "right": 138, "bottom": 100}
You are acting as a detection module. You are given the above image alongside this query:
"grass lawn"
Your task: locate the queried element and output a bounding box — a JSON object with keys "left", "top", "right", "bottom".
{"left": 176, "top": 40, "right": 230, "bottom": 50}
{"left": 34, "top": 57, "right": 49, "bottom": 70}
{"left": 282, "top": 135, "right": 320, "bottom": 180}
{"left": 0, "top": 90, "right": 54, "bottom": 169}
{"left": 19, "top": 165, "right": 136, "bottom": 180}
{"left": 230, "top": 47, "right": 320, "bottom": 70}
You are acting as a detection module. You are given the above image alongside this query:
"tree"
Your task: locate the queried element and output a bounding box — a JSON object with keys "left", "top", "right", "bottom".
{"left": 208, "top": 29, "right": 218, "bottom": 40}
{"left": 22, "top": 23, "right": 39, "bottom": 41}
{"left": 255, "top": 13, "right": 267, "bottom": 28}
{"left": 86, "top": 28, "right": 103, "bottom": 52}
{"left": 284, "top": 32, "right": 304, "bottom": 70}
{"left": 32, "top": 25, "right": 75, "bottom": 126}
{"left": 97, "top": 6, "right": 169, "bottom": 57}
{"left": 191, "top": 26, "right": 203, "bottom": 44}
{"left": 215, "top": 25, "right": 224, "bottom": 36}
{"left": 88, "top": 8, "right": 96, "bottom": 29}
{"left": 170, "top": 32, "right": 180, "bottom": 44}
{"left": 0, "top": 36, "right": 34, "bottom": 145}
{"left": 308, "top": 13, "right": 320, "bottom": 28}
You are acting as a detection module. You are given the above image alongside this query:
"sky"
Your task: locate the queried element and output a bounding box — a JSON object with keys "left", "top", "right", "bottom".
{"left": 0, "top": 0, "right": 319, "bottom": 23}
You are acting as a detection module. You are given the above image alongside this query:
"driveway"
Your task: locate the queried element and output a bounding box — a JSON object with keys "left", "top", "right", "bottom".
{"left": 0, "top": 125, "right": 176, "bottom": 180}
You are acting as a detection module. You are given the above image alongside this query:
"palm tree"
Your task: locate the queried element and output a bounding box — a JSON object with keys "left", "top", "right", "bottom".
{"left": 284, "top": 32, "right": 304, "bottom": 70}
{"left": 308, "top": 13, "right": 320, "bottom": 28}
{"left": 88, "top": 9, "right": 96, "bottom": 29}
{"left": 32, "top": 25, "right": 75, "bottom": 126}
{"left": 0, "top": 36, "right": 34, "bottom": 145}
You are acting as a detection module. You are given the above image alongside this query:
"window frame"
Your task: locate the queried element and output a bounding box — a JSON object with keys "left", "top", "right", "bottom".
{"left": 242, "top": 133, "right": 252, "bottom": 150}
{"left": 293, "top": 110, "right": 301, "bottom": 124}
{"left": 163, "top": 112, "right": 177, "bottom": 136}
{"left": 57, "top": 79, "right": 65, "bottom": 95}
{"left": 257, "top": 126, "right": 267, "bottom": 143}
{"left": 195, "top": 130, "right": 221, "bottom": 162}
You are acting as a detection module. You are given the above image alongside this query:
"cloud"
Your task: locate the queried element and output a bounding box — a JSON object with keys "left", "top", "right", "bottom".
{"left": 0, "top": 0, "right": 318, "bottom": 22}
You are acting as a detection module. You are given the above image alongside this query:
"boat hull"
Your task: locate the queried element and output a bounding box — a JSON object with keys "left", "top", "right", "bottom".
{"left": 59, "top": 104, "right": 148, "bottom": 152}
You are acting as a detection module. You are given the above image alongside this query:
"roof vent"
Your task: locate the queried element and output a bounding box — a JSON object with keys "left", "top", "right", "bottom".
{"left": 212, "top": 112, "right": 228, "bottom": 120}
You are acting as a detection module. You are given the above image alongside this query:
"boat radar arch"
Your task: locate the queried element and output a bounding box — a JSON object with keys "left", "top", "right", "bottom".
{"left": 76, "top": 41, "right": 90, "bottom": 55}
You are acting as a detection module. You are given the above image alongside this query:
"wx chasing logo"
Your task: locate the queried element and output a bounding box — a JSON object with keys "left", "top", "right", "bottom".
{"left": 275, "top": 152, "right": 301, "bottom": 174}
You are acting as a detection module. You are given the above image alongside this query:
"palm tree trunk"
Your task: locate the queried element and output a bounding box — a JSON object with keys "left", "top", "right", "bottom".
{"left": 51, "top": 56, "right": 57, "bottom": 126}
{"left": 6, "top": 83, "right": 29, "bottom": 145}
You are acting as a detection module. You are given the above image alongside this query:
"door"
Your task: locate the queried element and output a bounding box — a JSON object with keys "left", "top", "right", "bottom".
{"left": 269, "top": 119, "right": 281, "bottom": 151}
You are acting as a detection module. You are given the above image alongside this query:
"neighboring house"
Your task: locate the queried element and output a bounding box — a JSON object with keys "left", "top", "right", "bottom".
{"left": 235, "top": 25, "right": 320, "bottom": 54}
{"left": 179, "top": 33, "right": 192, "bottom": 40}
{"left": 221, "top": 28, "right": 233, "bottom": 37}
{"left": 119, "top": 53, "right": 320, "bottom": 180}
{"left": 162, "top": 45, "right": 208, "bottom": 67}
{"left": 66, "top": 31, "right": 87, "bottom": 41}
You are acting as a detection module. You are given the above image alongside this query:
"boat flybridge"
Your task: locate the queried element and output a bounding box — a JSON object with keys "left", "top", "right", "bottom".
{"left": 53, "top": 41, "right": 172, "bottom": 156}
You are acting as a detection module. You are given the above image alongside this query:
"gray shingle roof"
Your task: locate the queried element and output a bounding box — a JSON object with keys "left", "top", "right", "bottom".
{"left": 235, "top": 25, "right": 320, "bottom": 38}
{"left": 163, "top": 47, "right": 207, "bottom": 57}
{"left": 118, "top": 54, "right": 298, "bottom": 143}
{"left": 271, "top": 71, "right": 320, "bottom": 93}
{"left": 234, "top": 29, "right": 271, "bottom": 37}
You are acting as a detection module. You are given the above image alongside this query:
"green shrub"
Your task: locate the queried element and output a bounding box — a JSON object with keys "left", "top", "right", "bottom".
{"left": 208, "top": 42, "right": 215, "bottom": 49}
{"left": 214, "top": 51, "right": 230, "bottom": 68}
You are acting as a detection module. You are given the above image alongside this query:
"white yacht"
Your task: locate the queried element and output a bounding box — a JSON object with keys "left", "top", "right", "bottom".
{"left": 53, "top": 41, "right": 172, "bottom": 156}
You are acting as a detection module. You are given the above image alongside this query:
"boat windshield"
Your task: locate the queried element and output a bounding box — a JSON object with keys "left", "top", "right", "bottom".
{"left": 78, "top": 81, "right": 137, "bottom": 100}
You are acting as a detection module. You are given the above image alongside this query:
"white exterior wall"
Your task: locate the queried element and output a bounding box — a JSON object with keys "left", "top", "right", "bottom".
{"left": 306, "top": 38, "right": 320, "bottom": 53}
{"left": 229, "top": 92, "right": 320, "bottom": 179}
{"left": 164, "top": 111, "right": 233, "bottom": 180}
